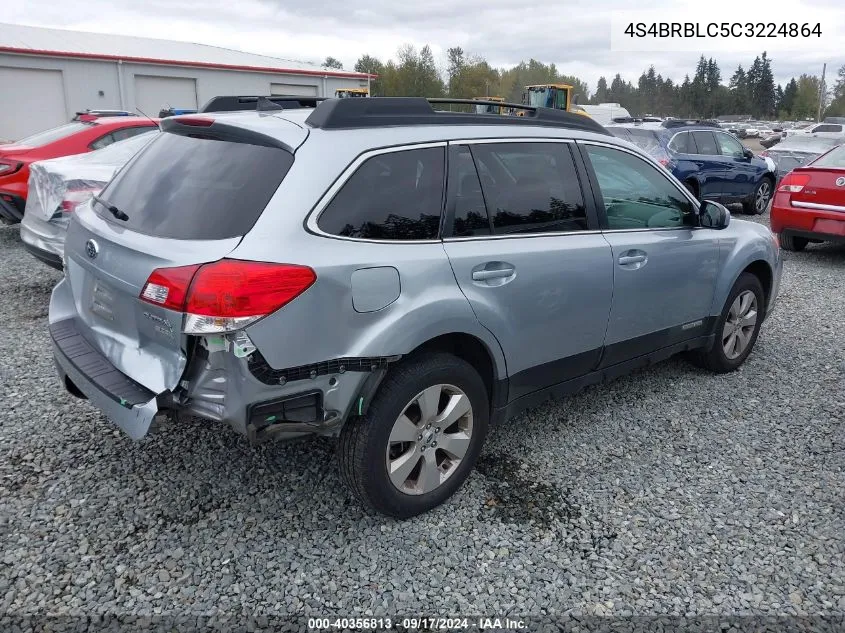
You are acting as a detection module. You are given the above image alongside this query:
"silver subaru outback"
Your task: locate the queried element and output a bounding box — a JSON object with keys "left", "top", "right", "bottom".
{"left": 49, "top": 98, "right": 782, "bottom": 518}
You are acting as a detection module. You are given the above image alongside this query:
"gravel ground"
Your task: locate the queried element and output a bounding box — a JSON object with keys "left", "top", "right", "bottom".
{"left": 1, "top": 214, "right": 843, "bottom": 624}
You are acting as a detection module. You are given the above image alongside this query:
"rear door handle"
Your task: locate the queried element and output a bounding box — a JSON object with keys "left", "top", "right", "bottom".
{"left": 472, "top": 268, "right": 515, "bottom": 281}
{"left": 618, "top": 254, "right": 646, "bottom": 265}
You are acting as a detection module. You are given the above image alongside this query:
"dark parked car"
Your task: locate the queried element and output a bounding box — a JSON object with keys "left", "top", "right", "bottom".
{"left": 608, "top": 121, "right": 775, "bottom": 214}
{"left": 760, "top": 136, "right": 843, "bottom": 184}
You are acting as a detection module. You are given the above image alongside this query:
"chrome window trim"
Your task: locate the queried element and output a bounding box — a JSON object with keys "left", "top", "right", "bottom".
{"left": 448, "top": 137, "right": 576, "bottom": 145}
{"left": 305, "top": 141, "right": 448, "bottom": 245}
{"left": 443, "top": 229, "right": 602, "bottom": 243}
{"left": 791, "top": 200, "right": 845, "bottom": 213}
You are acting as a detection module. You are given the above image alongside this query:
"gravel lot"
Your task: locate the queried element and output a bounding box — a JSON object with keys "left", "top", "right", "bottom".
{"left": 1, "top": 213, "right": 843, "bottom": 623}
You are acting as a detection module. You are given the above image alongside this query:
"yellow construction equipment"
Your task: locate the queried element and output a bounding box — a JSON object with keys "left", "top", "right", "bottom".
{"left": 335, "top": 88, "right": 369, "bottom": 99}
{"left": 517, "top": 84, "right": 593, "bottom": 118}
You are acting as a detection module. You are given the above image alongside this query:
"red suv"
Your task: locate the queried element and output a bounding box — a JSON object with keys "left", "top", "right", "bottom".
{"left": 771, "top": 142, "right": 845, "bottom": 251}
{"left": 0, "top": 117, "right": 159, "bottom": 223}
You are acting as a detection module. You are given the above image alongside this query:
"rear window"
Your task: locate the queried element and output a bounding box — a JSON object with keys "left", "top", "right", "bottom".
{"left": 811, "top": 144, "right": 845, "bottom": 168}
{"left": 624, "top": 129, "right": 667, "bottom": 160}
{"left": 17, "top": 122, "right": 91, "bottom": 147}
{"left": 317, "top": 147, "right": 445, "bottom": 240}
{"left": 95, "top": 132, "right": 292, "bottom": 240}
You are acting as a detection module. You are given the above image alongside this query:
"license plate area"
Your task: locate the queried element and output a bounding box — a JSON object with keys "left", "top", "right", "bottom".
{"left": 90, "top": 278, "right": 117, "bottom": 322}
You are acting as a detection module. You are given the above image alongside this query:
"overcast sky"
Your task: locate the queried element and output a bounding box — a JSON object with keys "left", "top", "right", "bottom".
{"left": 6, "top": 0, "right": 844, "bottom": 93}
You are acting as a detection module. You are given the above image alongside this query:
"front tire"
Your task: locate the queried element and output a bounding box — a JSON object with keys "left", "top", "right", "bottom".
{"left": 338, "top": 352, "right": 489, "bottom": 518}
{"left": 688, "top": 273, "right": 765, "bottom": 373}
{"left": 780, "top": 233, "right": 808, "bottom": 251}
{"left": 743, "top": 177, "right": 773, "bottom": 215}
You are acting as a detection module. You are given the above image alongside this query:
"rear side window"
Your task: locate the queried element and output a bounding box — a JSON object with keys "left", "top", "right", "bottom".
{"left": 95, "top": 132, "right": 292, "bottom": 240}
{"left": 691, "top": 131, "right": 719, "bottom": 155}
{"left": 668, "top": 131, "right": 694, "bottom": 154}
{"left": 318, "top": 147, "right": 445, "bottom": 240}
{"left": 470, "top": 142, "right": 588, "bottom": 234}
{"left": 17, "top": 122, "right": 91, "bottom": 147}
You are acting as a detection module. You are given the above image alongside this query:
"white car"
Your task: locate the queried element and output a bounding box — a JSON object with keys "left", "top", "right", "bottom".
{"left": 20, "top": 130, "right": 159, "bottom": 268}
{"left": 784, "top": 122, "right": 845, "bottom": 139}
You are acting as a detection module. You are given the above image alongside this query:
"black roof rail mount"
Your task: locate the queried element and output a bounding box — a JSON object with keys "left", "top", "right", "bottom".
{"left": 661, "top": 119, "right": 722, "bottom": 129}
{"left": 304, "top": 97, "right": 611, "bottom": 135}
{"left": 199, "top": 95, "right": 329, "bottom": 113}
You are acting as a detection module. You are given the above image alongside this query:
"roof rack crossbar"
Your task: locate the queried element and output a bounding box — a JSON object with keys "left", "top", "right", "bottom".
{"left": 304, "top": 97, "right": 610, "bottom": 135}
{"left": 661, "top": 119, "right": 722, "bottom": 129}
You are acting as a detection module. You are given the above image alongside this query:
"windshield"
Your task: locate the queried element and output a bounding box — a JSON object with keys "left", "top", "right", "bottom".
{"left": 16, "top": 122, "right": 91, "bottom": 147}
{"left": 811, "top": 144, "right": 845, "bottom": 168}
{"left": 95, "top": 132, "right": 293, "bottom": 240}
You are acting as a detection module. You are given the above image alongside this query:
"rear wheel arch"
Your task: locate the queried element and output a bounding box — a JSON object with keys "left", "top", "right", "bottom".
{"left": 404, "top": 333, "right": 501, "bottom": 409}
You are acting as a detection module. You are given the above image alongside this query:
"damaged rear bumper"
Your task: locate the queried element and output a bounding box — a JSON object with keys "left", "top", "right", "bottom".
{"left": 175, "top": 336, "right": 376, "bottom": 441}
{"left": 51, "top": 318, "right": 159, "bottom": 440}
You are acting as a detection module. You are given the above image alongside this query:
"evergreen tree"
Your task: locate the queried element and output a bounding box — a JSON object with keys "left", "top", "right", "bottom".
{"left": 780, "top": 78, "right": 798, "bottom": 117}
{"left": 729, "top": 65, "right": 748, "bottom": 114}
{"left": 594, "top": 77, "right": 609, "bottom": 103}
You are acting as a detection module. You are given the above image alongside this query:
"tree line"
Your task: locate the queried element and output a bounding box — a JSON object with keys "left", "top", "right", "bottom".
{"left": 324, "top": 50, "right": 845, "bottom": 121}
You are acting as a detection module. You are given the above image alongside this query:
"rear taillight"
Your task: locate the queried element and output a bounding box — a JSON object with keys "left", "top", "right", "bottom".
{"left": 140, "top": 259, "right": 316, "bottom": 334}
{"left": 173, "top": 116, "right": 214, "bottom": 127}
{"left": 777, "top": 172, "right": 811, "bottom": 193}
{"left": 60, "top": 188, "right": 102, "bottom": 215}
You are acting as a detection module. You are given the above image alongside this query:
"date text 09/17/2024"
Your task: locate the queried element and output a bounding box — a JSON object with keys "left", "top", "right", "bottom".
{"left": 307, "top": 617, "right": 527, "bottom": 630}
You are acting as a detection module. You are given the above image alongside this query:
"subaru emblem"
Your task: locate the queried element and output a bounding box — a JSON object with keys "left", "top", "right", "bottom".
{"left": 85, "top": 239, "right": 99, "bottom": 259}
{"left": 836, "top": 177, "right": 845, "bottom": 187}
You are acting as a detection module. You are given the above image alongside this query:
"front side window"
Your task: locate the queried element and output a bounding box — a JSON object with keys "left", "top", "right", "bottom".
{"left": 691, "top": 131, "right": 719, "bottom": 155}
{"left": 716, "top": 133, "right": 744, "bottom": 158}
{"left": 470, "top": 142, "right": 588, "bottom": 235}
{"left": 317, "top": 147, "right": 445, "bottom": 240}
{"left": 585, "top": 144, "right": 696, "bottom": 230}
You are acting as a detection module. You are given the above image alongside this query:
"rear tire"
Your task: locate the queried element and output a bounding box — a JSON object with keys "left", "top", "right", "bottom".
{"left": 743, "top": 177, "right": 773, "bottom": 215}
{"left": 338, "top": 352, "right": 489, "bottom": 518}
{"left": 780, "top": 233, "right": 808, "bottom": 251}
{"left": 687, "top": 273, "right": 765, "bottom": 374}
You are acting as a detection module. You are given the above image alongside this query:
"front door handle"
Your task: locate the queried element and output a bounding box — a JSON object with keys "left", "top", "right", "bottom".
{"left": 472, "top": 268, "right": 515, "bottom": 281}
{"left": 618, "top": 254, "right": 646, "bottom": 265}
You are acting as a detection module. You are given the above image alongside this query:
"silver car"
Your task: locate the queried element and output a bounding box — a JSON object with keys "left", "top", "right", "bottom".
{"left": 21, "top": 130, "right": 159, "bottom": 269}
{"left": 48, "top": 98, "right": 782, "bottom": 517}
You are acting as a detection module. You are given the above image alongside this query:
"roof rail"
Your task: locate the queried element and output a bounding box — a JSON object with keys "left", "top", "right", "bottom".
{"left": 199, "top": 95, "right": 328, "bottom": 113}
{"left": 304, "top": 97, "right": 611, "bottom": 135}
{"left": 661, "top": 119, "right": 722, "bottom": 129}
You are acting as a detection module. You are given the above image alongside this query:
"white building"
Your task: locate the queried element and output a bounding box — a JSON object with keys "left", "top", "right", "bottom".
{"left": 0, "top": 23, "right": 373, "bottom": 141}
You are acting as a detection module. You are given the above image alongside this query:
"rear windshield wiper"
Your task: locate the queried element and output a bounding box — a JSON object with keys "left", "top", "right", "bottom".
{"left": 92, "top": 194, "right": 129, "bottom": 222}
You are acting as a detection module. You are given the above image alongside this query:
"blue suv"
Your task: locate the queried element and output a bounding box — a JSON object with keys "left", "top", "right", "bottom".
{"left": 608, "top": 121, "right": 775, "bottom": 214}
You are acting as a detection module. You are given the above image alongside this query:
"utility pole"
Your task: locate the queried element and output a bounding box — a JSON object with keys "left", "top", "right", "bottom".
{"left": 817, "top": 63, "right": 826, "bottom": 122}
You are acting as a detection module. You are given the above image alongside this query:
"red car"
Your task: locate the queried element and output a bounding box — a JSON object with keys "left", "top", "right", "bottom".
{"left": 0, "top": 117, "right": 159, "bottom": 223}
{"left": 771, "top": 142, "right": 845, "bottom": 251}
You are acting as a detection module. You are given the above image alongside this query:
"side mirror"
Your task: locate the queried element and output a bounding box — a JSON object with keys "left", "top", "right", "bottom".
{"left": 742, "top": 147, "right": 753, "bottom": 159}
{"left": 699, "top": 200, "right": 730, "bottom": 230}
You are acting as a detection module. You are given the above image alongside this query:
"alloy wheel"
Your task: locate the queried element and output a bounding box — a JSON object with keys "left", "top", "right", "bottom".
{"left": 386, "top": 384, "right": 473, "bottom": 495}
{"left": 755, "top": 181, "right": 772, "bottom": 213}
{"left": 722, "top": 290, "right": 758, "bottom": 360}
